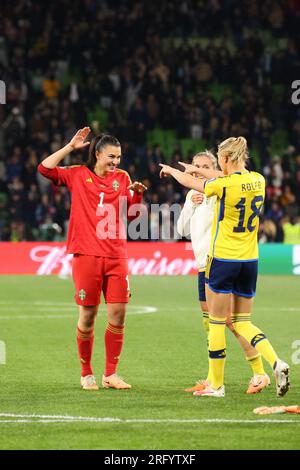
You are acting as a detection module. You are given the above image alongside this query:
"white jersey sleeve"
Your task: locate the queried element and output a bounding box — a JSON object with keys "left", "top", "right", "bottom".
{"left": 178, "top": 191, "right": 216, "bottom": 270}
{"left": 176, "top": 190, "right": 196, "bottom": 237}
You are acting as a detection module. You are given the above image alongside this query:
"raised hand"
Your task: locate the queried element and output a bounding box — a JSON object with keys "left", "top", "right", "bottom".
{"left": 127, "top": 181, "right": 148, "bottom": 194}
{"left": 159, "top": 163, "right": 174, "bottom": 178}
{"left": 178, "top": 161, "right": 200, "bottom": 175}
{"left": 69, "top": 127, "right": 91, "bottom": 150}
{"left": 179, "top": 161, "right": 224, "bottom": 179}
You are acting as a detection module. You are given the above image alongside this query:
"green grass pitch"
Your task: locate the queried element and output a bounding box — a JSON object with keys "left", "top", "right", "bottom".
{"left": 0, "top": 274, "right": 299, "bottom": 450}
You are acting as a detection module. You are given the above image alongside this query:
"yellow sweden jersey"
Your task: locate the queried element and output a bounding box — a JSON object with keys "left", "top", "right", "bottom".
{"left": 204, "top": 171, "right": 265, "bottom": 261}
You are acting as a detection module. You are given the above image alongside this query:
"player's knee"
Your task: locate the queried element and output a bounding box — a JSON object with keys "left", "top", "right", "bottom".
{"left": 112, "top": 312, "right": 126, "bottom": 326}
{"left": 108, "top": 305, "right": 126, "bottom": 326}
{"left": 79, "top": 306, "right": 98, "bottom": 328}
{"left": 84, "top": 317, "right": 95, "bottom": 329}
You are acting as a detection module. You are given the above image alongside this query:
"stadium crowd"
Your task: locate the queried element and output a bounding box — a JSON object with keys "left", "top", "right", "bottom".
{"left": 0, "top": 0, "right": 300, "bottom": 242}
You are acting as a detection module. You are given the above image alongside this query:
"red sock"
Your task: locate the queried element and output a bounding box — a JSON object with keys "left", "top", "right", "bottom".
{"left": 105, "top": 323, "right": 124, "bottom": 377}
{"left": 77, "top": 327, "right": 94, "bottom": 377}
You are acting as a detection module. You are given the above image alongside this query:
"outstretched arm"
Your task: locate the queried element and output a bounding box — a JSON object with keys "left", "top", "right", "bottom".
{"left": 41, "top": 127, "right": 91, "bottom": 168}
{"left": 159, "top": 164, "right": 206, "bottom": 193}
{"left": 178, "top": 162, "right": 223, "bottom": 179}
{"left": 38, "top": 127, "right": 91, "bottom": 188}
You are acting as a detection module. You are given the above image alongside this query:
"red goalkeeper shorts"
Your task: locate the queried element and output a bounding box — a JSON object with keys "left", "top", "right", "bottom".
{"left": 72, "top": 254, "right": 130, "bottom": 306}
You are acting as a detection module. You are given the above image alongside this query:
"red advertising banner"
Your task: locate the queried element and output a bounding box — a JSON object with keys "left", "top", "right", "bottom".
{"left": 0, "top": 242, "right": 198, "bottom": 276}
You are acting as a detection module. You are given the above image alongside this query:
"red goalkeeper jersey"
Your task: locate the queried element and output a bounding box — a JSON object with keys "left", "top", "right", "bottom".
{"left": 38, "top": 164, "right": 143, "bottom": 258}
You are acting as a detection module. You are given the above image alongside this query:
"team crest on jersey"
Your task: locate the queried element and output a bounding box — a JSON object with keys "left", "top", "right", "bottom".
{"left": 78, "top": 289, "right": 86, "bottom": 301}
{"left": 112, "top": 180, "right": 120, "bottom": 191}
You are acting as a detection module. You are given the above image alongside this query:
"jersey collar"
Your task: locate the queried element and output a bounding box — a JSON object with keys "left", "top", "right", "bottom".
{"left": 233, "top": 170, "right": 249, "bottom": 175}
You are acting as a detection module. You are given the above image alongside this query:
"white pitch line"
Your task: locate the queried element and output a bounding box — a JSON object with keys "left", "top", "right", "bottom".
{"left": 1, "top": 307, "right": 300, "bottom": 313}
{"left": 0, "top": 313, "right": 153, "bottom": 320}
{"left": 0, "top": 306, "right": 157, "bottom": 320}
{"left": 0, "top": 314, "right": 75, "bottom": 320}
{"left": 0, "top": 304, "right": 157, "bottom": 312}
{"left": 0, "top": 307, "right": 76, "bottom": 312}
{"left": 0, "top": 302, "right": 299, "bottom": 313}
{"left": 0, "top": 301, "right": 73, "bottom": 306}
{"left": 0, "top": 413, "right": 299, "bottom": 424}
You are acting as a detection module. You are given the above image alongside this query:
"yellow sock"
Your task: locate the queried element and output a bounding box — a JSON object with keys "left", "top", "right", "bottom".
{"left": 202, "top": 310, "right": 211, "bottom": 383}
{"left": 202, "top": 311, "right": 209, "bottom": 336}
{"left": 246, "top": 353, "right": 265, "bottom": 376}
{"left": 208, "top": 315, "right": 226, "bottom": 389}
{"left": 232, "top": 313, "right": 278, "bottom": 369}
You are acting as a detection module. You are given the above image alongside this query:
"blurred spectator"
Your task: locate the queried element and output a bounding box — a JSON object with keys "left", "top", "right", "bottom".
{"left": 42, "top": 73, "right": 60, "bottom": 99}
{"left": 280, "top": 186, "right": 298, "bottom": 217}
{"left": 282, "top": 217, "right": 300, "bottom": 244}
{"left": 258, "top": 219, "right": 278, "bottom": 243}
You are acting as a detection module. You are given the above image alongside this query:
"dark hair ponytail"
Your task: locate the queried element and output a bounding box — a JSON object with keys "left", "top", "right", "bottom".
{"left": 86, "top": 133, "right": 121, "bottom": 170}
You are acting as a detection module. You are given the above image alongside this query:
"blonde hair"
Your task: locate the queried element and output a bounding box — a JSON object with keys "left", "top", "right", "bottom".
{"left": 218, "top": 137, "right": 249, "bottom": 164}
{"left": 192, "top": 150, "right": 218, "bottom": 169}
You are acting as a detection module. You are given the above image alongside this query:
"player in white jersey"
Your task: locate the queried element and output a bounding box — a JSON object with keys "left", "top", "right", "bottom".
{"left": 177, "top": 151, "right": 270, "bottom": 394}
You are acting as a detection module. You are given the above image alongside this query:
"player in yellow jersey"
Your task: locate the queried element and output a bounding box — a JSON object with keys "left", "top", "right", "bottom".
{"left": 159, "top": 137, "right": 290, "bottom": 398}
{"left": 177, "top": 151, "right": 270, "bottom": 395}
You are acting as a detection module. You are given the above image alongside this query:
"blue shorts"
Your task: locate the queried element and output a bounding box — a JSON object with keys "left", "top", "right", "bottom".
{"left": 206, "top": 258, "right": 258, "bottom": 298}
{"left": 198, "top": 271, "right": 206, "bottom": 302}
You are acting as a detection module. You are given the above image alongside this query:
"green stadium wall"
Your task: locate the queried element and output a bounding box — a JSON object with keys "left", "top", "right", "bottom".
{"left": 259, "top": 244, "right": 299, "bottom": 275}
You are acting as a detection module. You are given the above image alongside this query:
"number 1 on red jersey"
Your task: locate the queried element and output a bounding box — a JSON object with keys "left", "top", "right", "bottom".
{"left": 98, "top": 192, "right": 105, "bottom": 207}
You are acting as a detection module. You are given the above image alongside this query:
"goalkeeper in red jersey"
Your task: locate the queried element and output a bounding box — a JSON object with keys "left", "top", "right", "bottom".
{"left": 38, "top": 127, "right": 147, "bottom": 391}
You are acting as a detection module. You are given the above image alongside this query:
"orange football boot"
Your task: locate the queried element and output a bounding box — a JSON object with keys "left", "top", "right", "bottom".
{"left": 102, "top": 374, "right": 131, "bottom": 390}
{"left": 185, "top": 379, "right": 210, "bottom": 392}
{"left": 246, "top": 374, "right": 270, "bottom": 394}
